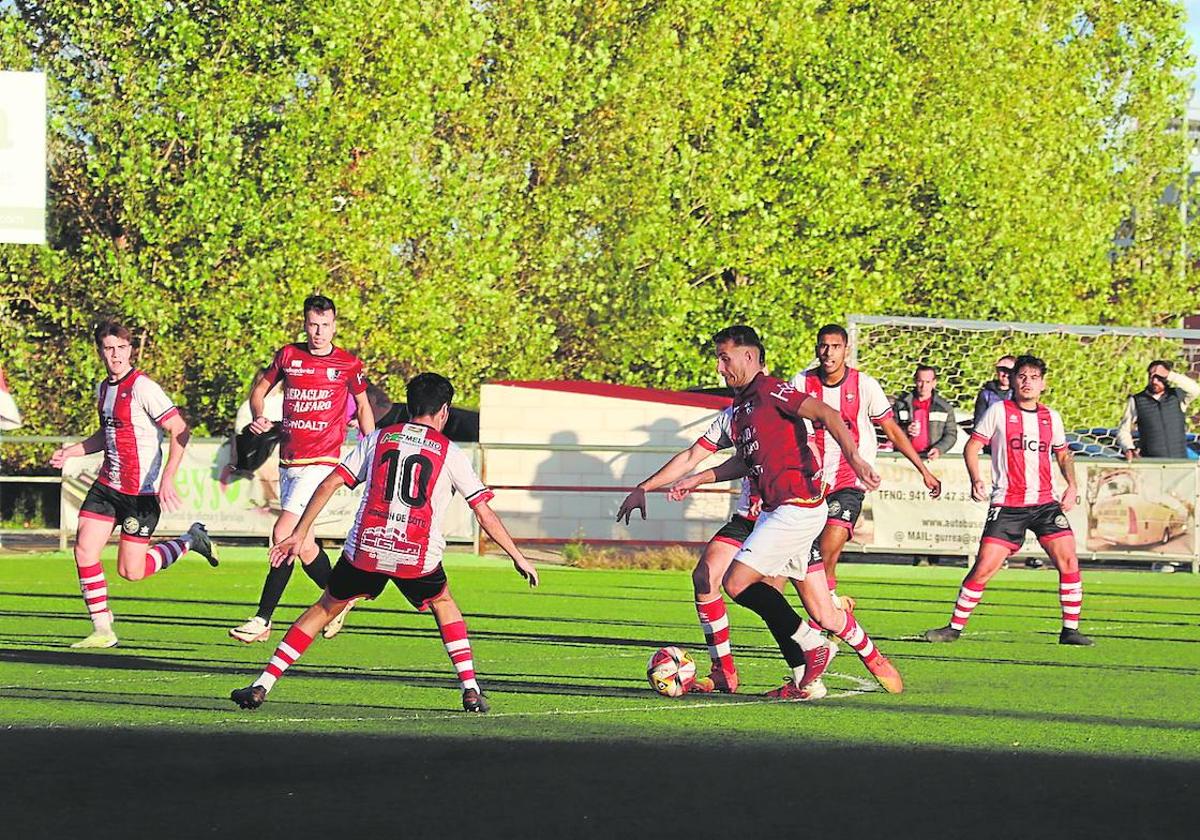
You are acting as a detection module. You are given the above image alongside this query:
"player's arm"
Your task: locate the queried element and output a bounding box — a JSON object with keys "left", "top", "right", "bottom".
{"left": 269, "top": 470, "right": 345, "bottom": 566}
{"left": 1054, "top": 446, "right": 1078, "bottom": 512}
{"left": 49, "top": 429, "right": 106, "bottom": 469}
{"left": 616, "top": 440, "right": 717, "bottom": 524}
{"left": 963, "top": 435, "right": 988, "bottom": 502}
{"left": 353, "top": 389, "right": 375, "bottom": 436}
{"left": 796, "top": 398, "right": 881, "bottom": 490}
{"left": 156, "top": 412, "right": 190, "bottom": 512}
{"left": 666, "top": 455, "right": 750, "bottom": 501}
{"left": 248, "top": 371, "right": 278, "bottom": 434}
{"left": 473, "top": 501, "right": 539, "bottom": 587}
{"left": 1116, "top": 396, "right": 1137, "bottom": 460}
{"left": 877, "top": 415, "right": 942, "bottom": 498}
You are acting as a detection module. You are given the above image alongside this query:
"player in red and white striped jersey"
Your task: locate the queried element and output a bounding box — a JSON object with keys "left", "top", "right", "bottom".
{"left": 229, "top": 295, "right": 374, "bottom": 645}
{"left": 924, "top": 355, "right": 1092, "bottom": 646}
{"left": 230, "top": 373, "right": 538, "bottom": 714}
{"left": 793, "top": 325, "right": 941, "bottom": 611}
{"left": 49, "top": 320, "right": 218, "bottom": 649}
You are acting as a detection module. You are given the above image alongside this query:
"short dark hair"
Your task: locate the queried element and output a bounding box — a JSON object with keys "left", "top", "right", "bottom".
{"left": 93, "top": 319, "right": 132, "bottom": 349}
{"left": 1147, "top": 360, "right": 1173, "bottom": 373}
{"left": 407, "top": 373, "right": 454, "bottom": 418}
{"left": 915, "top": 364, "right": 937, "bottom": 377}
{"left": 1013, "top": 354, "right": 1046, "bottom": 377}
{"left": 303, "top": 294, "right": 336, "bottom": 316}
{"left": 816, "top": 324, "right": 848, "bottom": 343}
{"left": 712, "top": 325, "right": 766, "bottom": 363}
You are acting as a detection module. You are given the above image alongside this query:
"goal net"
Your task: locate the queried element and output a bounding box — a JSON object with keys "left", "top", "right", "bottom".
{"left": 848, "top": 315, "right": 1200, "bottom": 456}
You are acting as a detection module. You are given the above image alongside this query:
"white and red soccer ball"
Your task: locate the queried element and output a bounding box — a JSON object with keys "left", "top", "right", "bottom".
{"left": 646, "top": 646, "right": 696, "bottom": 697}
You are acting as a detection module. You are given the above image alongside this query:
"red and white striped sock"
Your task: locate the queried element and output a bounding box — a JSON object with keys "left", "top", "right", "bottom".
{"left": 255, "top": 625, "right": 314, "bottom": 692}
{"left": 695, "top": 596, "right": 736, "bottom": 676}
{"left": 827, "top": 573, "right": 838, "bottom": 602}
{"left": 835, "top": 612, "right": 878, "bottom": 663}
{"left": 439, "top": 619, "right": 479, "bottom": 691}
{"left": 1059, "top": 571, "right": 1083, "bottom": 630}
{"left": 142, "top": 535, "right": 192, "bottom": 577}
{"left": 950, "top": 580, "right": 986, "bottom": 631}
{"left": 77, "top": 562, "right": 112, "bottom": 629}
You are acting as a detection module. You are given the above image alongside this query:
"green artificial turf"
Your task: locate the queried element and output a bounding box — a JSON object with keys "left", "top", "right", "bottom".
{"left": 2, "top": 549, "right": 1198, "bottom": 761}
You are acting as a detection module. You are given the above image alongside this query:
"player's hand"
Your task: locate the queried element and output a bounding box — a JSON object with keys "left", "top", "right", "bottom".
{"left": 849, "top": 456, "right": 880, "bottom": 491}
{"left": 158, "top": 477, "right": 182, "bottom": 512}
{"left": 923, "top": 471, "right": 942, "bottom": 498}
{"left": 926, "top": 448, "right": 941, "bottom": 460}
{"left": 970, "top": 478, "right": 988, "bottom": 503}
{"left": 667, "top": 475, "right": 702, "bottom": 502}
{"left": 513, "top": 556, "right": 539, "bottom": 588}
{"left": 748, "top": 498, "right": 763, "bottom": 518}
{"left": 616, "top": 487, "right": 647, "bottom": 525}
{"left": 249, "top": 415, "right": 274, "bottom": 435}
{"left": 49, "top": 446, "right": 70, "bottom": 470}
{"left": 269, "top": 534, "right": 302, "bottom": 567}
{"left": 1124, "top": 449, "right": 1138, "bottom": 462}
{"left": 1060, "top": 487, "right": 1078, "bottom": 513}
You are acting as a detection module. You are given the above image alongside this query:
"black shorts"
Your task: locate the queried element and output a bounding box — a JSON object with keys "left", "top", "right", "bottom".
{"left": 711, "top": 514, "right": 756, "bottom": 548}
{"left": 79, "top": 481, "right": 160, "bottom": 541}
{"left": 825, "top": 488, "right": 865, "bottom": 534}
{"left": 981, "top": 502, "right": 1073, "bottom": 553}
{"left": 326, "top": 555, "right": 448, "bottom": 611}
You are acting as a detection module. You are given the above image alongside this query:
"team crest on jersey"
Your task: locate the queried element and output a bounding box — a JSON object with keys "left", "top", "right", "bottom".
{"left": 122, "top": 516, "right": 140, "bottom": 535}
{"left": 327, "top": 368, "right": 341, "bottom": 380}
{"left": 846, "top": 393, "right": 856, "bottom": 402}
{"left": 1054, "top": 514, "right": 1069, "bottom": 529}
{"left": 828, "top": 500, "right": 842, "bottom": 517}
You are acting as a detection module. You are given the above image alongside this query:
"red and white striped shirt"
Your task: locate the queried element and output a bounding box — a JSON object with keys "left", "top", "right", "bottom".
{"left": 335, "top": 422, "right": 493, "bottom": 578}
{"left": 971, "top": 400, "right": 1067, "bottom": 507}
{"left": 697, "top": 408, "right": 758, "bottom": 518}
{"left": 792, "top": 367, "right": 892, "bottom": 493}
{"left": 95, "top": 370, "right": 180, "bottom": 495}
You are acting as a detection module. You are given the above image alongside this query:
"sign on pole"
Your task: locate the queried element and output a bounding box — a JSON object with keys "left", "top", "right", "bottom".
{"left": 0, "top": 71, "right": 46, "bottom": 245}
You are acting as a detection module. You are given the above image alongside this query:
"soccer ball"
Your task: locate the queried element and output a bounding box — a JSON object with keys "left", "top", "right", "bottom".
{"left": 646, "top": 646, "right": 696, "bottom": 697}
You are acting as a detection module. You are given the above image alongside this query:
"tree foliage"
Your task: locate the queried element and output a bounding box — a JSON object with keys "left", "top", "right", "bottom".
{"left": 0, "top": 0, "right": 1194, "bottom": 441}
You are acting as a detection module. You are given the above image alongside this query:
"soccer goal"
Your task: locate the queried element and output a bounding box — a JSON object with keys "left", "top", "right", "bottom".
{"left": 847, "top": 314, "right": 1200, "bottom": 455}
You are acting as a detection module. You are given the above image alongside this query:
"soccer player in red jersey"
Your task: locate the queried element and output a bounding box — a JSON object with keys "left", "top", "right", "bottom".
{"left": 49, "top": 320, "right": 218, "bottom": 649}
{"left": 229, "top": 295, "right": 375, "bottom": 644}
{"left": 924, "top": 355, "right": 1092, "bottom": 645}
{"left": 671, "top": 327, "right": 904, "bottom": 698}
{"left": 794, "top": 325, "right": 941, "bottom": 611}
{"left": 230, "top": 373, "right": 539, "bottom": 713}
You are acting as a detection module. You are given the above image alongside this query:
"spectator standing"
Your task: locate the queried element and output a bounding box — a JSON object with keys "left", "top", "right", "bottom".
{"left": 1117, "top": 361, "right": 1200, "bottom": 460}
{"left": 972, "top": 355, "right": 1015, "bottom": 431}
{"left": 893, "top": 365, "right": 958, "bottom": 459}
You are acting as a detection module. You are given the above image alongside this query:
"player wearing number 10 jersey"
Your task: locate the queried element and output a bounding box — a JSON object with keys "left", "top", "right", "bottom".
{"left": 924, "top": 355, "right": 1092, "bottom": 646}
{"left": 230, "top": 373, "right": 539, "bottom": 714}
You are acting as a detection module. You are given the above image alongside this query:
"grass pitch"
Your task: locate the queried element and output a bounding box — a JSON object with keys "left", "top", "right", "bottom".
{"left": 2, "top": 548, "right": 1197, "bottom": 837}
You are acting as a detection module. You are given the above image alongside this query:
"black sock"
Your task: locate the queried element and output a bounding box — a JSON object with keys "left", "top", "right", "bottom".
{"left": 302, "top": 547, "right": 332, "bottom": 589}
{"left": 732, "top": 582, "right": 806, "bottom": 668}
{"left": 256, "top": 562, "right": 294, "bottom": 622}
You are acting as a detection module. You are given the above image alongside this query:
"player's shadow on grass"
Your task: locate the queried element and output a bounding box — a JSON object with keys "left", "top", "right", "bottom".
{"left": 849, "top": 577, "right": 1200, "bottom": 607}
{"left": 899, "top": 649, "right": 1200, "bottom": 677}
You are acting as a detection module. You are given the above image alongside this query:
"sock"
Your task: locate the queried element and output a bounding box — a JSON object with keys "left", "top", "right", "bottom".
{"left": 439, "top": 619, "right": 479, "bottom": 691}
{"left": 835, "top": 612, "right": 879, "bottom": 663}
{"left": 950, "top": 579, "right": 986, "bottom": 631}
{"left": 254, "top": 625, "right": 314, "bottom": 692}
{"left": 1059, "top": 570, "right": 1082, "bottom": 630}
{"left": 732, "top": 582, "right": 807, "bottom": 668}
{"left": 77, "top": 562, "right": 112, "bottom": 629}
{"left": 695, "top": 597, "right": 736, "bottom": 676}
{"left": 142, "top": 534, "right": 192, "bottom": 577}
{"left": 302, "top": 547, "right": 332, "bottom": 589}
{"left": 827, "top": 572, "right": 838, "bottom": 602}
{"left": 805, "top": 557, "right": 825, "bottom": 633}
{"left": 256, "top": 561, "right": 295, "bottom": 622}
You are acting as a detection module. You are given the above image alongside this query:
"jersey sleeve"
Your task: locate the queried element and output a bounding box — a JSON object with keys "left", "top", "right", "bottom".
{"left": 137, "top": 377, "right": 180, "bottom": 425}
{"left": 334, "top": 431, "right": 376, "bottom": 488}
{"left": 1049, "top": 409, "right": 1067, "bottom": 451}
{"left": 765, "top": 378, "right": 810, "bottom": 419}
{"left": 696, "top": 408, "right": 734, "bottom": 452}
{"left": 861, "top": 374, "right": 894, "bottom": 423}
{"left": 348, "top": 357, "right": 367, "bottom": 396}
{"left": 971, "top": 401, "right": 1002, "bottom": 444}
{"left": 261, "top": 346, "right": 288, "bottom": 389}
{"left": 446, "top": 444, "right": 494, "bottom": 508}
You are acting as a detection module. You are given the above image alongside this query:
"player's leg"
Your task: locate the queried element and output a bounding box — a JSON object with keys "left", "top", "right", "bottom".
{"left": 231, "top": 556, "right": 381, "bottom": 709}
{"left": 1035, "top": 507, "right": 1092, "bottom": 646}
{"left": 923, "top": 535, "right": 1011, "bottom": 642}
{"left": 690, "top": 518, "right": 749, "bottom": 693}
{"left": 817, "top": 489, "right": 864, "bottom": 609}
{"left": 402, "top": 568, "right": 488, "bottom": 713}
{"left": 114, "top": 495, "right": 218, "bottom": 581}
{"left": 70, "top": 495, "right": 119, "bottom": 648}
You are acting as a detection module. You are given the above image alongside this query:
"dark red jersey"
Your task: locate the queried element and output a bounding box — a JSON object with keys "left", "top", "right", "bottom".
{"left": 729, "top": 373, "right": 824, "bottom": 512}
{"left": 262, "top": 343, "right": 367, "bottom": 467}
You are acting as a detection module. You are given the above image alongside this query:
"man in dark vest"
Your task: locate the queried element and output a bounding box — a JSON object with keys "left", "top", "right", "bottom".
{"left": 1117, "top": 361, "right": 1200, "bottom": 460}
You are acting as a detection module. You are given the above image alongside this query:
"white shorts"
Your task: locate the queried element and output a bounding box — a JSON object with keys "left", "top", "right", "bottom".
{"left": 734, "top": 503, "right": 827, "bottom": 579}
{"left": 279, "top": 464, "right": 336, "bottom": 515}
